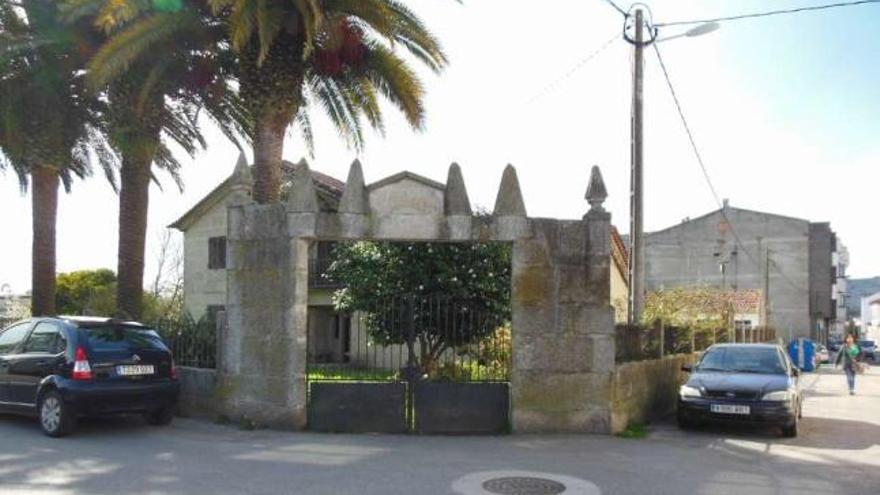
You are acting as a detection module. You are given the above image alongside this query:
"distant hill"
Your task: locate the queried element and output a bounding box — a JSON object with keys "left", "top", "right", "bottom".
{"left": 847, "top": 277, "right": 880, "bottom": 316}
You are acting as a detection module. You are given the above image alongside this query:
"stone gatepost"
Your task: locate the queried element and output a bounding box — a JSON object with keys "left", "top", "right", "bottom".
{"left": 510, "top": 165, "right": 615, "bottom": 433}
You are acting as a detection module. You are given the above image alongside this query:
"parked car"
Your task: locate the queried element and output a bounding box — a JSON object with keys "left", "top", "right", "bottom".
{"left": 858, "top": 340, "right": 876, "bottom": 361}
{"left": 827, "top": 339, "right": 842, "bottom": 353}
{"left": 814, "top": 344, "right": 829, "bottom": 366}
{"left": 0, "top": 316, "right": 179, "bottom": 437}
{"left": 678, "top": 344, "right": 803, "bottom": 437}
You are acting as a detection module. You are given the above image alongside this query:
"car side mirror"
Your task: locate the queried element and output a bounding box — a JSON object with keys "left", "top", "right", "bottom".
{"left": 791, "top": 368, "right": 800, "bottom": 377}
{"left": 681, "top": 364, "right": 693, "bottom": 373}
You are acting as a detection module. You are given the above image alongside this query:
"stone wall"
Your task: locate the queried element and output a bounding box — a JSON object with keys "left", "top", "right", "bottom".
{"left": 220, "top": 161, "right": 618, "bottom": 433}
{"left": 610, "top": 353, "right": 699, "bottom": 433}
{"left": 177, "top": 366, "right": 218, "bottom": 418}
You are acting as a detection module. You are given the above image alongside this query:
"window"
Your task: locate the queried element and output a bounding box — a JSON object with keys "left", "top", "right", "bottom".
{"left": 0, "top": 322, "right": 31, "bottom": 355}
{"left": 697, "top": 347, "right": 786, "bottom": 375}
{"left": 734, "top": 320, "right": 753, "bottom": 332}
{"left": 84, "top": 325, "right": 167, "bottom": 352}
{"left": 208, "top": 236, "right": 227, "bottom": 269}
{"left": 23, "top": 322, "right": 63, "bottom": 354}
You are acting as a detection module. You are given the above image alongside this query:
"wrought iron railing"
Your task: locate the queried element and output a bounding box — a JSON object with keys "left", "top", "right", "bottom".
{"left": 155, "top": 316, "right": 218, "bottom": 369}
{"left": 307, "top": 295, "right": 511, "bottom": 383}
{"left": 309, "top": 256, "right": 342, "bottom": 288}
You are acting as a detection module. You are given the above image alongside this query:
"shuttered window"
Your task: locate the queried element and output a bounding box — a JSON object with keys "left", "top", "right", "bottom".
{"left": 208, "top": 236, "right": 227, "bottom": 269}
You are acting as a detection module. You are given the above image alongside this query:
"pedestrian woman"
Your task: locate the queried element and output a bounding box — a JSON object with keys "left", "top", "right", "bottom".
{"left": 835, "top": 334, "right": 864, "bottom": 395}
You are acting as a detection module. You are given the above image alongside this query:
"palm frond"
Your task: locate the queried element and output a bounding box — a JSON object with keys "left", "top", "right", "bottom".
{"left": 86, "top": 11, "right": 197, "bottom": 90}
{"left": 360, "top": 42, "right": 424, "bottom": 129}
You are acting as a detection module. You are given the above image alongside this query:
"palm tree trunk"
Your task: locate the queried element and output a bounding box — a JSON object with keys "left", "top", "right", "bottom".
{"left": 251, "top": 108, "right": 292, "bottom": 204}
{"left": 116, "top": 151, "right": 153, "bottom": 320}
{"left": 31, "top": 165, "right": 59, "bottom": 316}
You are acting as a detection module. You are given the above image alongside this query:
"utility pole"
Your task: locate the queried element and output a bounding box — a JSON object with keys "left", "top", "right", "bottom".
{"left": 628, "top": 7, "right": 646, "bottom": 325}
{"left": 763, "top": 247, "right": 771, "bottom": 328}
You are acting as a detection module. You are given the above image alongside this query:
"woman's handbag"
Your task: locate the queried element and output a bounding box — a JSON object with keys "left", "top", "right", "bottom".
{"left": 855, "top": 362, "right": 868, "bottom": 374}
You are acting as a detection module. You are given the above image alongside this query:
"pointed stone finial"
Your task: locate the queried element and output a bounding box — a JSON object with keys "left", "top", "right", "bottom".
{"left": 492, "top": 164, "right": 526, "bottom": 216}
{"left": 287, "top": 158, "right": 319, "bottom": 212}
{"left": 231, "top": 151, "right": 252, "bottom": 184}
{"left": 585, "top": 165, "right": 607, "bottom": 211}
{"left": 444, "top": 162, "right": 472, "bottom": 216}
{"left": 338, "top": 158, "right": 369, "bottom": 214}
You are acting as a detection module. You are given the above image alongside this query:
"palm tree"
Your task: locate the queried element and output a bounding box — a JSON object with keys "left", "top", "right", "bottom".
{"left": 82, "top": 0, "right": 449, "bottom": 203}
{"left": 0, "top": 0, "right": 117, "bottom": 316}
{"left": 63, "top": 0, "right": 248, "bottom": 319}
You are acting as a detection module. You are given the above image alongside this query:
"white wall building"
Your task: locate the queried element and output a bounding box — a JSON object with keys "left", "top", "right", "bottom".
{"left": 861, "top": 291, "right": 880, "bottom": 342}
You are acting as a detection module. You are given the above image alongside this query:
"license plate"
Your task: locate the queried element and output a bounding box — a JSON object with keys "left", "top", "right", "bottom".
{"left": 711, "top": 404, "right": 750, "bottom": 415}
{"left": 116, "top": 365, "right": 155, "bottom": 376}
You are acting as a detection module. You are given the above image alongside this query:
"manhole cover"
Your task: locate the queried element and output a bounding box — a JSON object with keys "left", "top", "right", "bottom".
{"left": 482, "top": 477, "right": 567, "bottom": 495}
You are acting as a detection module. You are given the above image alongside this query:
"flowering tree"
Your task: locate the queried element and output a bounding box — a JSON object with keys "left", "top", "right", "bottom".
{"left": 326, "top": 241, "right": 511, "bottom": 372}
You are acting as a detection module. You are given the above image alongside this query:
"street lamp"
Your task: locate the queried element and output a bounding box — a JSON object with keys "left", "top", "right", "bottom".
{"left": 625, "top": 8, "right": 720, "bottom": 325}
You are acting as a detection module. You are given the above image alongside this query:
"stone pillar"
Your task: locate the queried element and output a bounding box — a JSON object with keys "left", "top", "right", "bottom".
{"left": 510, "top": 165, "right": 616, "bottom": 433}
{"left": 220, "top": 203, "right": 304, "bottom": 427}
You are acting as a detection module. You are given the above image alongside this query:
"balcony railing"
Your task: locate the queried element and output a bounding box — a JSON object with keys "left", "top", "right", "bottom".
{"left": 309, "top": 256, "right": 342, "bottom": 288}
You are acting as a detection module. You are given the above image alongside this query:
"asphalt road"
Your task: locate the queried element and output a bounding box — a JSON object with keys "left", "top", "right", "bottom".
{"left": 1, "top": 366, "right": 878, "bottom": 495}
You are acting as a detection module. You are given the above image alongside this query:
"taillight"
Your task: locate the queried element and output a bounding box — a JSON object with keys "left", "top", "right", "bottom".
{"left": 72, "top": 345, "right": 93, "bottom": 381}
{"left": 170, "top": 359, "right": 178, "bottom": 380}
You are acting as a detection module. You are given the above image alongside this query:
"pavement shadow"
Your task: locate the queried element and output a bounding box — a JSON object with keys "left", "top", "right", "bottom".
{"left": 652, "top": 414, "right": 880, "bottom": 451}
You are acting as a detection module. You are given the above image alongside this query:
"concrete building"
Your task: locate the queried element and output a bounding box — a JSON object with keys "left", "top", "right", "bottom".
{"left": 861, "top": 291, "right": 880, "bottom": 342}
{"left": 831, "top": 242, "right": 850, "bottom": 339}
{"left": 644, "top": 202, "right": 837, "bottom": 340}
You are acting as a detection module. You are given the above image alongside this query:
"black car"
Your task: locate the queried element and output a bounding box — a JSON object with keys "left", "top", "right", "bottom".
{"left": 678, "top": 344, "right": 803, "bottom": 437}
{"left": 0, "top": 316, "right": 180, "bottom": 437}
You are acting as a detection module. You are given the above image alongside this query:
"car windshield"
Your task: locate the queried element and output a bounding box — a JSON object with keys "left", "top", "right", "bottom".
{"left": 858, "top": 340, "right": 875, "bottom": 348}
{"left": 83, "top": 325, "right": 168, "bottom": 352}
{"left": 697, "top": 347, "right": 786, "bottom": 375}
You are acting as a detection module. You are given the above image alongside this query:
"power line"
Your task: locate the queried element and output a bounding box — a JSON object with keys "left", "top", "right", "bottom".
{"left": 655, "top": 0, "right": 880, "bottom": 27}
{"left": 601, "top": 0, "right": 627, "bottom": 17}
{"left": 651, "top": 43, "right": 808, "bottom": 294}
{"left": 526, "top": 33, "right": 619, "bottom": 104}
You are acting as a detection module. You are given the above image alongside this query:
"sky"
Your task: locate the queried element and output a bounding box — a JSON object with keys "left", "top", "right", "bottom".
{"left": 1, "top": 0, "right": 878, "bottom": 295}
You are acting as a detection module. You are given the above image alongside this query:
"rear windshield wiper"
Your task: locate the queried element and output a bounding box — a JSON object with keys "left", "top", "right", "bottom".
{"left": 729, "top": 368, "right": 770, "bottom": 374}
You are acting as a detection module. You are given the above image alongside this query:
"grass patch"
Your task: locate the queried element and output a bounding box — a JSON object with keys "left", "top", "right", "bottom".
{"left": 307, "top": 367, "right": 398, "bottom": 382}
{"left": 616, "top": 422, "right": 648, "bottom": 439}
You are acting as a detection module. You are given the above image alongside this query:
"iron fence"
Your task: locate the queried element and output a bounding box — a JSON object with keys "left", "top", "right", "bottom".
{"left": 154, "top": 316, "right": 218, "bottom": 369}
{"left": 307, "top": 295, "right": 511, "bottom": 383}
{"left": 616, "top": 322, "right": 778, "bottom": 363}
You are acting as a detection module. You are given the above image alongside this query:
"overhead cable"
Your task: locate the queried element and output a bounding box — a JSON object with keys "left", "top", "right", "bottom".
{"left": 526, "top": 33, "right": 619, "bottom": 104}
{"left": 651, "top": 43, "right": 808, "bottom": 294}
{"left": 655, "top": 0, "right": 880, "bottom": 27}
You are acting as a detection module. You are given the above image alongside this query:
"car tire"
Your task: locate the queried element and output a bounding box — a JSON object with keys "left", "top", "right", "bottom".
{"left": 677, "top": 411, "right": 695, "bottom": 430}
{"left": 39, "top": 390, "right": 76, "bottom": 438}
{"left": 781, "top": 410, "right": 799, "bottom": 438}
{"left": 145, "top": 406, "right": 175, "bottom": 426}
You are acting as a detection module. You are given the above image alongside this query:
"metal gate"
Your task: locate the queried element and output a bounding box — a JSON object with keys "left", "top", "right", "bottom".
{"left": 306, "top": 295, "right": 511, "bottom": 434}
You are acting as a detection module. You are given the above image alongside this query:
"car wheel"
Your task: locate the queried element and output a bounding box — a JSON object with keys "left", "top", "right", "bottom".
{"left": 39, "top": 390, "right": 76, "bottom": 438}
{"left": 781, "top": 410, "right": 799, "bottom": 438}
{"left": 677, "top": 410, "right": 695, "bottom": 430}
{"left": 145, "top": 406, "right": 175, "bottom": 426}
